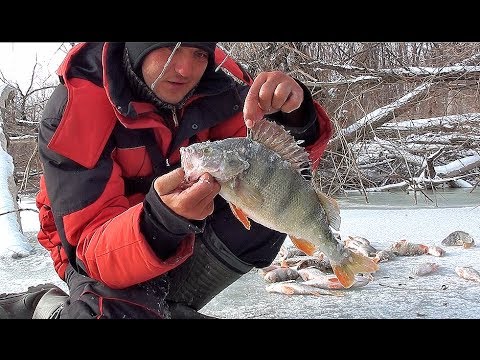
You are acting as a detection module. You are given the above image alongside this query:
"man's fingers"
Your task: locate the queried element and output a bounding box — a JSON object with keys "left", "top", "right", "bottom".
{"left": 243, "top": 75, "right": 267, "bottom": 128}
{"left": 274, "top": 86, "right": 303, "bottom": 113}
{"left": 187, "top": 178, "right": 219, "bottom": 218}
{"left": 243, "top": 72, "right": 304, "bottom": 128}
{"left": 154, "top": 167, "right": 186, "bottom": 195}
{"left": 161, "top": 172, "right": 221, "bottom": 220}
{"left": 181, "top": 173, "right": 220, "bottom": 204}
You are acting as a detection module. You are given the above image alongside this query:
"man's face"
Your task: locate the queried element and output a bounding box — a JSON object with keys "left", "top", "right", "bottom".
{"left": 141, "top": 46, "right": 209, "bottom": 105}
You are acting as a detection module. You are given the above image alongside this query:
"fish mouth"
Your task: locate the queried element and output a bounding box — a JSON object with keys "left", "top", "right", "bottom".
{"left": 179, "top": 147, "right": 202, "bottom": 182}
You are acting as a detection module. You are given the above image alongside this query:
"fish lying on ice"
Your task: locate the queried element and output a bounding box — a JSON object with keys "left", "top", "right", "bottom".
{"left": 410, "top": 262, "right": 439, "bottom": 276}
{"left": 390, "top": 239, "right": 429, "bottom": 256}
{"left": 344, "top": 235, "right": 377, "bottom": 256}
{"left": 274, "top": 255, "right": 332, "bottom": 273}
{"left": 427, "top": 245, "right": 446, "bottom": 257}
{"left": 263, "top": 267, "right": 300, "bottom": 283}
{"left": 278, "top": 245, "right": 307, "bottom": 259}
{"left": 373, "top": 249, "right": 396, "bottom": 263}
{"left": 298, "top": 267, "right": 371, "bottom": 289}
{"left": 303, "top": 275, "right": 371, "bottom": 290}
{"left": 441, "top": 231, "right": 475, "bottom": 248}
{"left": 297, "top": 267, "right": 330, "bottom": 281}
{"left": 265, "top": 281, "right": 344, "bottom": 296}
{"left": 180, "top": 119, "right": 379, "bottom": 288}
{"left": 455, "top": 266, "right": 480, "bottom": 283}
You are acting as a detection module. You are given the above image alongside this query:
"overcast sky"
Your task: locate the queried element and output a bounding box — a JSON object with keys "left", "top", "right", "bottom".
{"left": 0, "top": 42, "right": 66, "bottom": 91}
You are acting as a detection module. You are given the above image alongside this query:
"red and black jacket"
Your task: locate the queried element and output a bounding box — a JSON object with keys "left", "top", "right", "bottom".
{"left": 36, "top": 42, "right": 333, "bottom": 289}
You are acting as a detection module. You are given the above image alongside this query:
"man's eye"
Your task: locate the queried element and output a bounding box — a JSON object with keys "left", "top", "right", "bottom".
{"left": 195, "top": 51, "right": 209, "bottom": 60}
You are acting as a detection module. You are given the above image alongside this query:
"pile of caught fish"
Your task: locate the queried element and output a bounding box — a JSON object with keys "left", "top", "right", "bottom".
{"left": 260, "top": 230, "right": 479, "bottom": 296}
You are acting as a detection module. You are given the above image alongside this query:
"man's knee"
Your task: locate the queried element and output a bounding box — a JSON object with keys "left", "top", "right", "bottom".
{"left": 165, "top": 223, "right": 254, "bottom": 317}
{"left": 32, "top": 287, "right": 69, "bottom": 319}
{"left": 0, "top": 284, "right": 67, "bottom": 319}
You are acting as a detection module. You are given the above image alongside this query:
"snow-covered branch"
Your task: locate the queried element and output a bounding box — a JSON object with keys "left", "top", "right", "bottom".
{"left": 328, "top": 82, "right": 434, "bottom": 151}
{"left": 306, "top": 62, "right": 480, "bottom": 86}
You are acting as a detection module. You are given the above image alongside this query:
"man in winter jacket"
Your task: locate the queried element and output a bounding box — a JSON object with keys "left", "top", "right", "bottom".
{"left": 0, "top": 42, "right": 333, "bottom": 319}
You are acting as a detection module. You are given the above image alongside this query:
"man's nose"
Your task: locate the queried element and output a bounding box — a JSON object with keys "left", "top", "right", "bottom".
{"left": 171, "top": 53, "right": 194, "bottom": 77}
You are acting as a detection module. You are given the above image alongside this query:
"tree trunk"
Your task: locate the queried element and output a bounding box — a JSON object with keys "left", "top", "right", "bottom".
{"left": 0, "top": 85, "right": 32, "bottom": 258}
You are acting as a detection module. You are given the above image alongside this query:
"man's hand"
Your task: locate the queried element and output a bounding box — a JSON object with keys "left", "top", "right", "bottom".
{"left": 243, "top": 71, "right": 304, "bottom": 129}
{"left": 153, "top": 168, "right": 221, "bottom": 220}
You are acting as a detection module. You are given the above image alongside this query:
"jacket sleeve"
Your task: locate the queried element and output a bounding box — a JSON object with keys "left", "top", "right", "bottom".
{"left": 304, "top": 100, "right": 333, "bottom": 171}
{"left": 38, "top": 85, "right": 196, "bottom": 289}
{"left": 141, "top": 183, "right": 205, "bottom": 260}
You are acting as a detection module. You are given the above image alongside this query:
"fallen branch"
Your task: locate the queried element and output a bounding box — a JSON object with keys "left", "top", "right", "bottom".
{"left": 328, "top": 82, "right": 435, "bottom": 152}
{"left": 344, "top": 173, "right": 478, "bottom": 193}
{"left": 0, "top": 208, "right": 39, "bottom": 216}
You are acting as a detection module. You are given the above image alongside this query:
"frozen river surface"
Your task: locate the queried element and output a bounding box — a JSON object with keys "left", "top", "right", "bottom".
{"left": 2, "top": 193, "right": 479, "bottom": 319}
{"left": 202, "top": 205, "right": 480, "bottom": 319}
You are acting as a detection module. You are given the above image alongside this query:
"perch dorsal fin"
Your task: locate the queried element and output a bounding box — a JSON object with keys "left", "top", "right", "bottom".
{"left": 248, "top": 119, "right": 312, "bottom": 179}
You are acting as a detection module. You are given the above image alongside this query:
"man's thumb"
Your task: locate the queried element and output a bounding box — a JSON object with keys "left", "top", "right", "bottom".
{"left": 154, "top": 168, "right": 185, "bottom": 195}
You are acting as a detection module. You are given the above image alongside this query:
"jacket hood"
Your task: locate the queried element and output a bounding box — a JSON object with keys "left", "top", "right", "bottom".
{"left": 125, "top": 42, "right": 217, "bottom": 73}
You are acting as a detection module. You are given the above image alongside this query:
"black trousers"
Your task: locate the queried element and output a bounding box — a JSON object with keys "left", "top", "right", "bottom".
{"left": 59, "top": 264, "right": 171, "bottom": 319}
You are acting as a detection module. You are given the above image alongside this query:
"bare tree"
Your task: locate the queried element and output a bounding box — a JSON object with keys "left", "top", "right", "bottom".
{"left": 220, "top": 42, "right": 480, "bottom": 198}
{"left": 0, "top": 44, "right": 72, "bottom": 194}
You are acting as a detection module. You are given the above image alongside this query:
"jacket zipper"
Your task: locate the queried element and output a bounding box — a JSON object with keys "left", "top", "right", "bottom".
{"left": 165, "top": 108, "right": 179, "bottom": 168}
{"left": 172, "top": 108, "right": 178, "bottom": 128}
